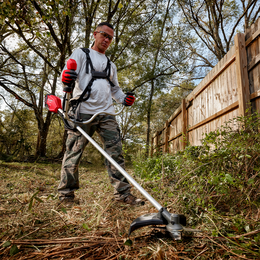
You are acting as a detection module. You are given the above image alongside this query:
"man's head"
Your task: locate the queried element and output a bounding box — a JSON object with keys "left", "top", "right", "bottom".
{"left": 92, "top": 22, "right": 114, "bottom": 54}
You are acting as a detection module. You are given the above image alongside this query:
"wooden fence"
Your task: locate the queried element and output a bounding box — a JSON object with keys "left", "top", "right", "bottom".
{"left": 151, "top": 17, "right": 260, "bottom": 156}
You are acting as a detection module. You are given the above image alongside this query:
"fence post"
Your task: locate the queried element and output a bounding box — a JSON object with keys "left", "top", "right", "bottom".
{"left": 155, "top": 131, "right": 159, "bottom": 154}
{"left": 163, "top": 120, "right": 169, "bottom": 154}
{"left": 181, "top": 99, "right": 187, "bottom": 150}
{"left": 235, "top": 33, "right": 250, "bottom": 116}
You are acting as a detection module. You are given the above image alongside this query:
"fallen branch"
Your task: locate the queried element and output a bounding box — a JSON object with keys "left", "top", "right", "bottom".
{"left": 42, "top": 244, "right": 96, "bottom": 258}
{"left": 192, "top": 247, "right": 209, "bottom": 260}
{"left": 233, "top": 229, "right": 260, "bottom": 239}
{"left": 11, "top": 238, "right": 123, "bottom": 245}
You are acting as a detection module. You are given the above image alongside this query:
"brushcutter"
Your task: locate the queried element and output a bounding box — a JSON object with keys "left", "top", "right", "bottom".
{"left": 45, "top": 61, "right": 200, "bottom": 241}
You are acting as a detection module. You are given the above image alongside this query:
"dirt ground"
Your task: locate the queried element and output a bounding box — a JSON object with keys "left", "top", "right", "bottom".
{"left": 0, "top": 161, "right": 258, "bottom": 259}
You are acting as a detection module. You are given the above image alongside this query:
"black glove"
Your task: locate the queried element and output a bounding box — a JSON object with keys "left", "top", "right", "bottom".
{"left": 123, "top": 92, "right": 135, "bottom": 106}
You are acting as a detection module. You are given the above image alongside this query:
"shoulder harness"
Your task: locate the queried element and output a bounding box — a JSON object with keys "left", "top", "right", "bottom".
{"left": 68, "top": 48, "right": 115, "bottom": 122}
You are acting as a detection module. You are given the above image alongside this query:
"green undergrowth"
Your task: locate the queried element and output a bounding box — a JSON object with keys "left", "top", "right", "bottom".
{"left": 134, "top": 112, "right": 260, "bottom": 258}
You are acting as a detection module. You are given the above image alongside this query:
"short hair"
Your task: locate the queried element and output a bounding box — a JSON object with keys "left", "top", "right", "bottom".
{"left": 96, "top": 22, "right": 114, "bottom": 31}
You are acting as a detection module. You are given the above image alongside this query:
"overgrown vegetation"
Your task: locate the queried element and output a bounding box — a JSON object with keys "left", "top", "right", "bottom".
{"left": 0, "top": 114, "right": 260, "bottom": 259}
{"left": 134, "top": 113, "right": 260, "bottom": 258}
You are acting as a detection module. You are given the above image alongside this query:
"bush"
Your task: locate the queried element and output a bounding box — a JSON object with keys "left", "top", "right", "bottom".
{"left": 133, "top": 112, "right": 260, "bottom": 237}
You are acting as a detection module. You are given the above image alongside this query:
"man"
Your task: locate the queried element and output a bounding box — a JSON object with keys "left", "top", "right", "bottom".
{"left": 58, "top": 22, "right": 144, "bottom": 206}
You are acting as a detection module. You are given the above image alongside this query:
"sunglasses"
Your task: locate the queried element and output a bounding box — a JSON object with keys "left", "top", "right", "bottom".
{"left": 95, "top": 31, "right": 113, "bottom": 41}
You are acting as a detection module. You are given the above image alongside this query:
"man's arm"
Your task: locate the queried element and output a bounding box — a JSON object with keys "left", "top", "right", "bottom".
{"left": 110, "top": 63, "right": 135, "bottom": 106}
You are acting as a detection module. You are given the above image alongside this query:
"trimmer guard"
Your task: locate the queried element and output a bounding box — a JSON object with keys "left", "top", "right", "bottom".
{"left": 129, "top": 212, "right": 166, "bottom": 235}
{"left": 129, "top": 208, "right": 187, "bottom": 240}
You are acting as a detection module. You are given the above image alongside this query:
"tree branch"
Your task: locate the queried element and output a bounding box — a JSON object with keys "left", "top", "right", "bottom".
{"left": 5, "top": 21, "right": 60, "bottom": 74}
{"left": 0, "top": 82, "right": 34, "bottom": 108}
{"left": 228, "top": 0, "right": 258, "bottom": 41}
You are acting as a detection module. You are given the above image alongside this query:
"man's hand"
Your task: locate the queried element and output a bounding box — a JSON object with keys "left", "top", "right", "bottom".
{"left": 62, "top": 69, "right": 78, "bottom": 85}
{"left": 123, "top": 92, "right": 135, "bottom": 106}
{"left": 62, "top": 59, "right": 78, "bottom": 93}
{"left": 62, "top": 59, "right": 78, "bottom": 86}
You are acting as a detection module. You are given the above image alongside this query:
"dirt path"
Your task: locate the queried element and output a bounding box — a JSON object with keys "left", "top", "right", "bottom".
{"left": 0, "top": 162, "right": 256, "bottom": 259}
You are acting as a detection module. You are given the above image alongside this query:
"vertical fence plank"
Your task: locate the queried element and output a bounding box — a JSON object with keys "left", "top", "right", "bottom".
{"left": 182, "top": 99, "right": 187, "bottom": 149}
{"left": 155, "top": 131, "right": 159, "bottom": 154}
{"left": 163, "top": 120, "right": 169, "bottom": 154}
{"left": 235, "top": 33, "right": 251, "bottom": 116}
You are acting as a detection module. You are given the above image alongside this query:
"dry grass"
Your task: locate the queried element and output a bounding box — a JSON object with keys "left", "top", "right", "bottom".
{"left": 0, "top": 161, "right": 259, "bottom": 259}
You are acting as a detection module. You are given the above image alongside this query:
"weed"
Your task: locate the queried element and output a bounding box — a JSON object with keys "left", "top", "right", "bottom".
{"left": 133, "top": 113, "right": 260, "bottom": 258}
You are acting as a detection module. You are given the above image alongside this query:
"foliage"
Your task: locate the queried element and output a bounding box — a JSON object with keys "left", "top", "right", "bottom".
{"left": 133, "top": 112, "right": 260, "bottom": 258}
{"left": 0, "top": 0, "right": 165, "bottom": 159}
{"left": 176, "top": 0, "right": 260, "bottom": 75}
{"left": 150, "top": 81, "right": 195, "bottom": 131}
{"left": 0, "top": 0, "right": 260, "bottom": 164}
{"left": 0, "top": 108, "right": 37, "bottom": 161}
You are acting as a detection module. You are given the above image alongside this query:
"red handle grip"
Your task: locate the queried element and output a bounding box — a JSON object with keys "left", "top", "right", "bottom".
{"left": 67, "top": 59, "right": 77, "bottom": 70}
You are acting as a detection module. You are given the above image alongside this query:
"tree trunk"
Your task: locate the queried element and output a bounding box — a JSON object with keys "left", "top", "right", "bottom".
{"left": 145, "top": 79, "right": 155, "bottom": 156}
{"left": 145, "top": 0, "right": 171, "bottom": 156}
{"left": 35, "top": 121, "right": 51, "bottom": 158}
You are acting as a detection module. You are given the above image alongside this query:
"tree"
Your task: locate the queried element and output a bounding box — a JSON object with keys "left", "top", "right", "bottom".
{"left": 177, "top": 0, "right": 260, "bottom": 67}
{"left": 0, "top": 0, "right": 78, "bottom": 158}
{"left": 151, "top": 82, "right": 195, "bottom": 130}
{"left": 0, "top": 104, "right": 37, "bottom": 161}
{"left": 0, "top": 0, "right": 163, "bottom": 159}
{"left": 129, "top": 0, "right": 193, "bottom": 155}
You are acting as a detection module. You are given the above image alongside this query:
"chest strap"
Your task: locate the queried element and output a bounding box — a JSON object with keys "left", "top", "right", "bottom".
{"left": 69, "top": 48, "right": 115, "bottom": 122}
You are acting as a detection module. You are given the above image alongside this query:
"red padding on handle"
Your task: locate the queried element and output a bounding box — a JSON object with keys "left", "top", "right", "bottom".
{"left": 67, "top": 59, "right": 77, "bottom": 70}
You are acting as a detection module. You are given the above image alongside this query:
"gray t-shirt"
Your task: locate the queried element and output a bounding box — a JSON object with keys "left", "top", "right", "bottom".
{"left": 62, "top": 48, "right": 125, "bottom": 114}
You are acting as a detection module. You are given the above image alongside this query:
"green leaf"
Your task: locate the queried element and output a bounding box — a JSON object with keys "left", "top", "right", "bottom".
{"left": 248, "top": 178, "right": 254, "bottom": 185}
{"left": 34, "top": 196, "right": 44, "bottom": 203}
{"left": 32, "top": 190, "right": 40, "bottom": 198}
{"left": 10, "top": 245, "right": 19, "bottom": 256}
{"left": 28, "top": 198, "right": 34, "bottom": 210}
{"left": 61, "top": 207, "right": 67, "bottom": 214}
{"left": 82, "top": 223, "right": 91, "bottom": 231}
{"left": 124, "top": 239, "right": 133, "bottom": 246}
{"left": 2, "top": 241, "right": 11, "bottom": 247}
{"left": 47, "top": 194, "right": 55, "bottom": 200}
{"left": 118, "top": 3, "right": 123, "bottom": 9}
{"left": 28, "top": 191, "right": 38, "bottom": 210}
{"left": 225, "top": 174, "right": 233, "bottom": 184}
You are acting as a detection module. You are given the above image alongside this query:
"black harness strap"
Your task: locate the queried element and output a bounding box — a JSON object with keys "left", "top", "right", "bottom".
{"left": 68, "top": 48, "right": 115, "bottom": 122}
{"left": 81, "top": 48, "right": 115, "bottom": 86}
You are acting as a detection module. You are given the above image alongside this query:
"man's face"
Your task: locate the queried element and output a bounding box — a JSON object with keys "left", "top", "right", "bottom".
{"left": 93, "top": 25, "right": 114, "bottom": 54}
